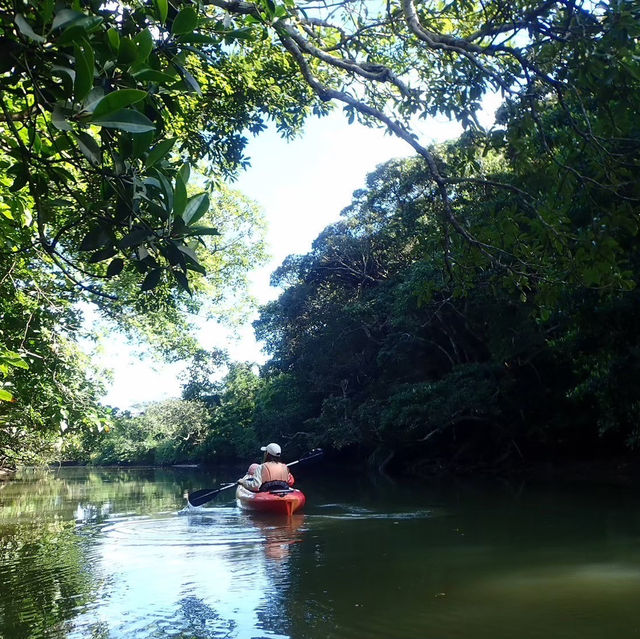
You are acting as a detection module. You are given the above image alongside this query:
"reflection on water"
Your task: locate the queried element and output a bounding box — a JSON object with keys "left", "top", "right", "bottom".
{"left": 2, "top": 467, "right": 640, "bottom": 638}
{"left": 70, "top": 510, "right": 301, "bottom": 638}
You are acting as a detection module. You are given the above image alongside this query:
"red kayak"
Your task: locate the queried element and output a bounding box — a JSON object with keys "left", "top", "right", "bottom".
{"left": 236, "top": 485, "right": 306, "bottom": 516}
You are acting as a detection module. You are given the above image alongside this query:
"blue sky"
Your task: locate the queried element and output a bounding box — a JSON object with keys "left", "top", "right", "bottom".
{"left": 93, "top": 105, "right": 487, "bottom": 409}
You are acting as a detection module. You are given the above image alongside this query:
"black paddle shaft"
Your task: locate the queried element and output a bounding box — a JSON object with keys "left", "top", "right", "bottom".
{"left": 187, "top": 448, "right": 323, "bottom": 507}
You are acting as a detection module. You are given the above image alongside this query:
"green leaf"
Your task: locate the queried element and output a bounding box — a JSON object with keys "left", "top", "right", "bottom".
{"left": 73, "top": 39, "right": 94, "bottom": 101}
{"left": 173, "top": 270, "right": 192, "bottom": 294}
{"left": 51, "top": 65, "right": 74, "bottom": 98}
{"left": 51, "top": 166, "right": 75, "bottom": 182}
{"left": 141, "top": 268, "right": 163, "bottom": 291}
{"left": 41, "top": 0, "right": 55, "bottom": 25}
{"left": 132, "top": 130, "right": 154, "bottom": 158}
{"left": 228, "top": 27, "right": 254, "bottom": 41}
{"left": 91, "top": 89, "right": 147, "bottom": 118}
{"left": 132, "top": 68, "right": 177, "bottom": 85}
{"left": 15, "top": 14, "right": 45, "bottom": 43}
{"left": 177, "top": 243, "right": 198, "bottom": 262}
{"left": 155, "top": 0, "right": 168, "bottom": 24}
{"left": 57, "top": 17, "right": 103, "bottom": 44}
{"left": 174, "top": 175, "right": 187, "bottom": 218}
{"left": 84, "top": 87, "right": 105, "bottom": 112}
{"left": 57, "top": 25, "right": 86, "bottom": 45}
{"left": 154, "top": 171, "right": 174, "bottom": 213}
{"left": 160, "top": 241, "right": 186, "bottom": 267}
{"left": 119, "top": 229, "right": 151, "bottom": 249}
{"left": 172, "top": 7, "right": 198, "bottom": 35}
{"left": 178, "top": 243, "right": 206, "bottom": 275}
{"left": 188, "top": 225, "right": 219, "bottom": 236}
{"left": 73, "top": 132, "right": 101, "bottom": 165}
{"left": 135, "top": 28, "right": 154, "bottom": 61}
{"left": 52, "top": 8, "right": 83, "bottom": 31}
{"left": 92, "top": 109, "right": 155, "bottom": 133}
{"left": 80, "top": 226, "right": 111, "bottom": 251}
{"left": 183, "top": 193, "right": 209, "bottom": 225}
{"left": 8, "top": 357, "right": 28, "bottom": 370}
{"left": 0, "top": 388, "right": 14, "bottom": 402}
{"left": 173, "top": 60, "right": 202, "bottom": 95}
{"left": 274, "top": 5, "right": 288, "bottom": 18}
{"left": 185, "top": 259, "right": 206, "bottom": 275}
{"left": 178, "top": 163, "right": 190, "bottom": 184}
{"left": 117, "top": 37, "right": 139, "bottom": 65}
{"left": 106, "top": 258, "right": 124, "bottom": 277}
{"left": 88, "top": 246, "right": 117, "bottom": 262}
{"left": 9, "top": 167, "right": 28, "bottom": 192}
{"left": 145, "top": 137, "right": 177, "bottom": 168}
{"left": 107, "top": 28, "right": 120, "bottom": 53}
{"left": 176, "top": 33, "right": 219, "bottom": 44}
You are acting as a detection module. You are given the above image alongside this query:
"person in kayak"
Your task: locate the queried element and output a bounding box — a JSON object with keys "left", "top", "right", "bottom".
{"left": 238, "top": 443, "right": 294, "bottom": 492}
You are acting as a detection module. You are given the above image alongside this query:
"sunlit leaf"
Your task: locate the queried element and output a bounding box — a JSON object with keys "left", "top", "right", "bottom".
{"left": 188, "top": 225, "right": 219, "bottom": 236}
{"left": 145, "top": 138, "right": 177, "bottom": 168}
{"left": 132, "top": 68, "right": 177, "bottom": 85}
{"left": 92, "top": 109, "right": 155, "bottom": 133}
{"left": 91, "top": 89, "right": 147, "bottom": 118}
{"left": 73, "top": 132, "right": 101, "bottom": 165}
{"left": 15, "top": 14, "right": 45, "bottom": 43}
{"left": 172, "top": 7, "right": 198, "bottom": 35}
{"left": 155, "top": 0, "right": 168, "bottom": 24}
{"left": 183, "top": 193, "right": 209, "bottom": 225}
{"left": 135, "top": 28, "right": 154, "bottom": 60}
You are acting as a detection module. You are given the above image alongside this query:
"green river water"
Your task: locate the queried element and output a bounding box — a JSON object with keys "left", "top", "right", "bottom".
{"left": 1, "top": 466, "right": 640, "bottom": 638}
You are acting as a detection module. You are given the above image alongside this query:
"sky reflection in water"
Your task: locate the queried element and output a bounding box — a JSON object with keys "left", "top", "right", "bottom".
{"left": 68, "top": 509, "right": 300, "bottom": 639}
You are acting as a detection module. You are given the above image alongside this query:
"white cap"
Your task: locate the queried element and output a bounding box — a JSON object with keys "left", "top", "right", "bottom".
{"left": 260, "top": 443, "right": 281, "bottom": 456}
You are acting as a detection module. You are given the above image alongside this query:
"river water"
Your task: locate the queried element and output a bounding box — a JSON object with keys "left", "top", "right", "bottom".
{"left": 1, "top": 466, "right": 640, "bottom": 638}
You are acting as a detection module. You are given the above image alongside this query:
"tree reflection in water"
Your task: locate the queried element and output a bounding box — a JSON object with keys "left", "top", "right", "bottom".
{"left": 0, "top": 519, "right": 94, "bottom": 639}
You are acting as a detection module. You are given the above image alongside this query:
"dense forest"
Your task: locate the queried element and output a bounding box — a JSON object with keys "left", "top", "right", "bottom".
{"left": 1, "top": 0, "right": 639, "bottom": 473}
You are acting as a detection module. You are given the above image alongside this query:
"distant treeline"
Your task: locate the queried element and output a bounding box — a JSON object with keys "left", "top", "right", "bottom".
{"left": 81, "top": 132, "right": 640, "bottom": 472}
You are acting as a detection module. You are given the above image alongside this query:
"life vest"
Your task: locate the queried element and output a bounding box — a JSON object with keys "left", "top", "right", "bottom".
{"left": 260, "top": 461, "right": 289, "bottom": 483}
{"left": 259, "top": 461, "right": 291, "bottom": 492}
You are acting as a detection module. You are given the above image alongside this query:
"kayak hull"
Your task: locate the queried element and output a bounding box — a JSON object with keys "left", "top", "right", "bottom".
{"left": 236, "top": 485, "right": 306, "bottom": 516}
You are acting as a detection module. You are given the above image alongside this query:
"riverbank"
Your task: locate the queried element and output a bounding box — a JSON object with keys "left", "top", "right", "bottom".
{"left": 399, "top": 453, "right": 640, "bottom": 486}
